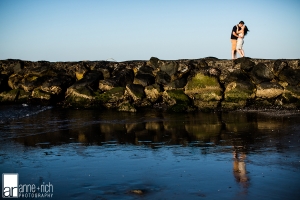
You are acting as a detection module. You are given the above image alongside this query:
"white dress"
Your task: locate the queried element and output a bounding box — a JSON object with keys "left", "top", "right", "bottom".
{"left": 236, "top": 33, "right": 244, "bottom": 50}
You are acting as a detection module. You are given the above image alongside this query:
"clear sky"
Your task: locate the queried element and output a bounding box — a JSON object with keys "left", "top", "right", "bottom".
{"left": 0, "top": 0, "right": 299, "bottom": 62}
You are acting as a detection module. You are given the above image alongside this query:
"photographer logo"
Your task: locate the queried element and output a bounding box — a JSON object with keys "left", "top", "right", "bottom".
{"left": 2, "top": 173, "right": 53, "bottom": 198}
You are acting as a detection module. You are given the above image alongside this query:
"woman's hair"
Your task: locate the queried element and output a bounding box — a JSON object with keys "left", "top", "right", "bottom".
{"left": 244, "top": 26, "right": 250, "bottom": 36}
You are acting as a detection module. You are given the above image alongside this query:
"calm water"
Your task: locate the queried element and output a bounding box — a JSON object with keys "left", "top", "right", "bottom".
{"left": 1, "top": 105, "right": 300, "bottom": 200}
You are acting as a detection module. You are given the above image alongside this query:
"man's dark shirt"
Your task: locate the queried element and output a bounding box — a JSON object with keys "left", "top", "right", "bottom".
{"left": 231, "top": 25, "right": 239, "bottom": 40}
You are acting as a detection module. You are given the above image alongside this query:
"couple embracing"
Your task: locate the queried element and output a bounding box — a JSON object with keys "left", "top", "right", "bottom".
{"left": 231, "top": 21, "right": 250, "bottom": 59}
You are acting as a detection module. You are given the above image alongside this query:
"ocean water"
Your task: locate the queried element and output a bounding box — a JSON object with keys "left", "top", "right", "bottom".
{"left": 1, "top": 105, "right": 300, "bottom": 199}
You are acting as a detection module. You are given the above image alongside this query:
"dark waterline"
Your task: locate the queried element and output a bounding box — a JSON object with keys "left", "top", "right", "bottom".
{"left": 1, "top": 105, "right": 300, "bottom": 199}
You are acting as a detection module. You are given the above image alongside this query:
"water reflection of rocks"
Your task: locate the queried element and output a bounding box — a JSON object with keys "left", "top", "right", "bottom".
{"left": 8, "top": 110, "right": 298, "bottom": 155}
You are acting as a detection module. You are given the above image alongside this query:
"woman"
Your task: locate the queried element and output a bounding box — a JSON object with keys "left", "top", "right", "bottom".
{"left": 236, "top": 25, "right": 249, "bottom": 57}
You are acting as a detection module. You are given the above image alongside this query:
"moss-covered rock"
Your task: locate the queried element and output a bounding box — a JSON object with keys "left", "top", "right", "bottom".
{"left": 31, "top": 88, "right": 52, "bottom": 100}
{"left": 185, "top": 73, "right": 222, "bottom": 110}
{"left": 0, "top": 89, "right": 19, "bottom": 102}
{"left": 95, "top": 87, "right": 126, "bottom": 108}
{"left": 162, "top": 89, "right": 191, "bottom": 112}
{"left": 222, "top": 80, "right": 256, "bottom": 110}
{"left": 65, "top": 87, "right": 95, "bottom": 107}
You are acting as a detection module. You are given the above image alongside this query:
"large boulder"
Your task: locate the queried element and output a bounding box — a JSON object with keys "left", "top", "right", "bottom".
{"left": 133, "top": 73, "right": 155, "bottom": 87}
{"left": 278, "top": 66, "right": 300, "bottom": 86}
{"left": 239, "top": 57, "right": 255, "bottom": 72}
{"left": 185, "top": 72, "right": 222, "bottom": 110}
{"left": 155, "top": 71, "right": 171, "bottom": 85}
{"left": 65, "top": 70, "right": 103, "bottom": 107}
{"left": 250, "top": 63, "right": 274, "bottom": 84}
{"left": 40, "top": 75, "right": 74, "bottom": 96}
{"left": 256, "top": 82, "right": 284, "bottom": 99}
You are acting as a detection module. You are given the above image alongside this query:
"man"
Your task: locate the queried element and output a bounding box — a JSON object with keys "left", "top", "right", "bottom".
{"left": 231, "top": 21, "right": 244, "bottom": 59}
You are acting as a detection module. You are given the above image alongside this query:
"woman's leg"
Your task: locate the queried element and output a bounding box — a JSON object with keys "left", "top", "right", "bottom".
{"left": 237, "top": 49, "right": 243, "bottom": 57}
{"left": 241, "top": 49, "right": 245, "bottom": 57}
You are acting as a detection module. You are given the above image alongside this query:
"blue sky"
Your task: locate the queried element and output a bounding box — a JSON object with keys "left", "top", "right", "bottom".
{"left": 0, "top": 0, "right": 299, "bottom": 62}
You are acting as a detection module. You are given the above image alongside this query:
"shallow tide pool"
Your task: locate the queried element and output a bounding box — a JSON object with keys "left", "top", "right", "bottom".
{"left": 1, "top": 105, "right": 300, "bottom": 199}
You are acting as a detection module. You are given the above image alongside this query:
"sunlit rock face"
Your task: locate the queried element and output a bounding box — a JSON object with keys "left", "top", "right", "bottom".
{"left": 1, "top": 57, "right": 300, "bottom": 111}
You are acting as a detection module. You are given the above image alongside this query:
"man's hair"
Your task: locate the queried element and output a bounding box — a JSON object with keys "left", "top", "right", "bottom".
{"left": 239, "top": 21, "right": 245, "bottom": 24}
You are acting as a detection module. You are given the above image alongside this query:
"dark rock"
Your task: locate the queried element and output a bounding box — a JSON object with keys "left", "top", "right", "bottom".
{"left": 17, "top": 89, "right": 31, "bottom": 103}
{"left": 159, "top": 60, "right": 178, "bottom": 77}
{"left": 281, "top": 85, "right": 300, "bottom": 108}
{"left": 238, "top": 57, "right": 255, "bottom": 72}
{"left": 164, "top": 77, "right": 187, "bottom": 90}
{"left": 75, "top": 63, "right": 89, "bottom": 80}
{"left": 222, "top": 69, "right": 250, "bottom": 85}
{"left": 138, "top": 66, "right": 154, "bottom": 75}
{"left": 278, "top": 67, "right": 300, "bottom": 86}
{"left": 0, "top": 59, "right": 24, "bottom": 75}
{"left": 92, "top": 62, "right": 113, "bottom": 79}
{"left": 126, "top": 84, "right": 145, "bottom": 101}
{"left": 273, "top": 60, "right": 288, "bottom": 76}
{"left": 156, "top": 71, "right": 171, "bottom": 85}
{"left": 192, "top": 59, "right": 208, "bottom": 68}
{"left": 148, "top": 57, "right": 159, "bottom": 69}
{"left": 99, "top": 79, "right": 119, "bottom": 92}
{"left": 133, "top": 73, "right": 155, "bottom": 87}
{"left": 64, "top": 70, "right": 103, "bottom": 107}
{"left": 69, "top": 70, "right": 103, "bottom": 91}
{"left": 250, "top": 63, "right": 274, "bottom": 84}
{"left": 0, "top": 74, "right": 9, "bottom": 92}
{"left": 113, "top": 68, "right": 135, "bottom": 87}
{"left": 40, "top": 75, "right": 75, "bottom": 95}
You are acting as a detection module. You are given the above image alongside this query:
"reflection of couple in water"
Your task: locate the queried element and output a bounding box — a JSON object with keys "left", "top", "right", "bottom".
{"left": 233, "top": 149, "right": 249, "bottom": 188}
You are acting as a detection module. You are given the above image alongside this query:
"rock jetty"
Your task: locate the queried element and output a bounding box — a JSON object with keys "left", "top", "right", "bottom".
{"left": 1, "top": 57, "right": 300, "bottom": 112}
